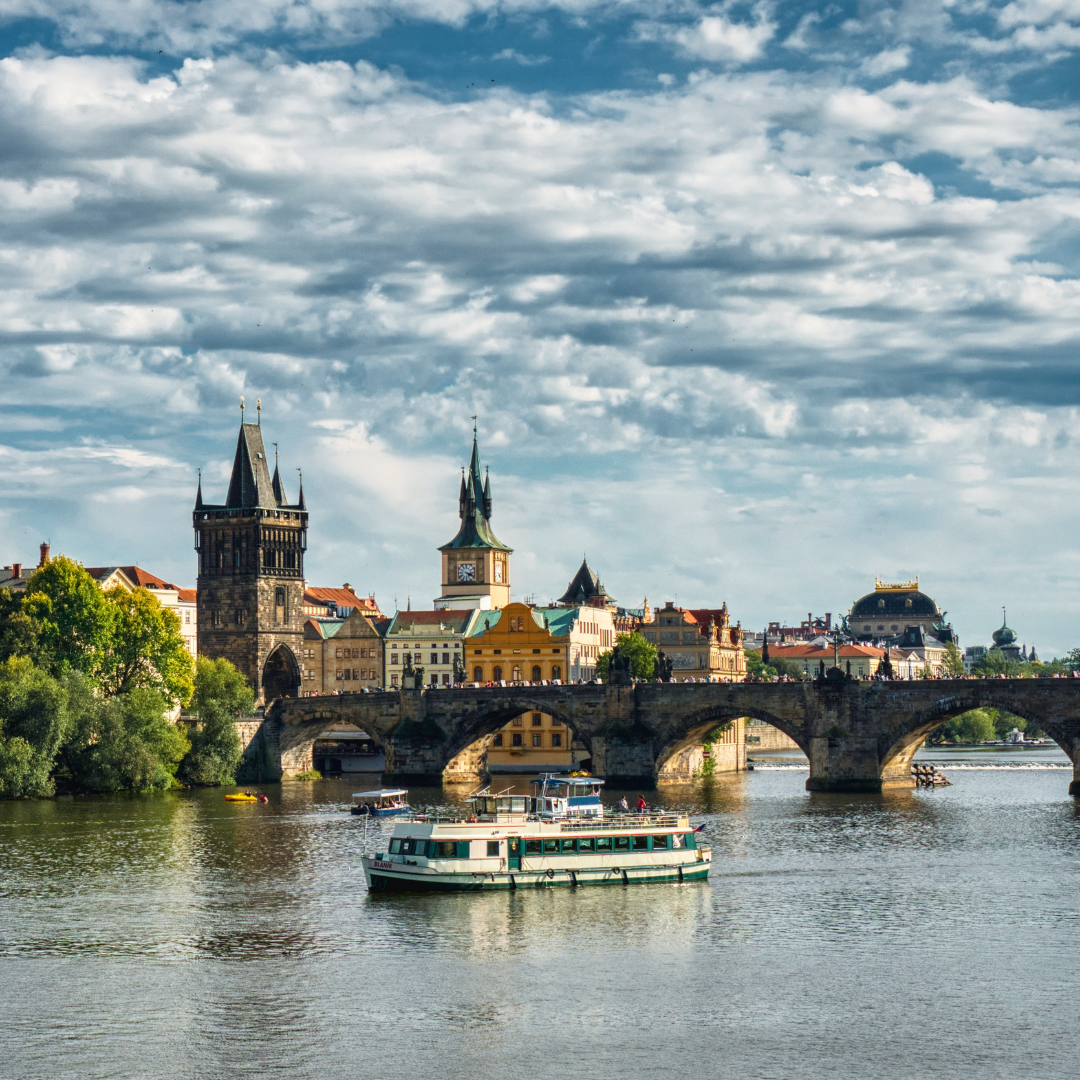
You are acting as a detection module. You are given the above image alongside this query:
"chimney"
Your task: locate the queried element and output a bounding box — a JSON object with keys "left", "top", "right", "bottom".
{"left": 38, "top": 542, "right": 50, "bottom": 567}
{"left": 12, "top": 563, "right": 21, "bottom": 579}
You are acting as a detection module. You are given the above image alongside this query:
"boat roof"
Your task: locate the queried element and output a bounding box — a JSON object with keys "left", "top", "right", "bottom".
{"left": 352, "top": 789, "right": 408, "bottom": 799}
{"left": 531, "top": 775, "right": 605, "bottom": 787}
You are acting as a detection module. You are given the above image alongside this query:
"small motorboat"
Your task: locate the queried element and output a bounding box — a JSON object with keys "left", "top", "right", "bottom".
{"left": 351, "top": 789, "right": 410, "bottom": 816}
{"left": 225, "top": 792, "right": 259, "bottom": 803}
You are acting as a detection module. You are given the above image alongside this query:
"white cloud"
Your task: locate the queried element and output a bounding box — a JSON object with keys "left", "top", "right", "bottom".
{"left": 860, "top": 45, "right": 911, "bottom": 77}
{"left": 637, "top": 9, "right": 777, "bottom": 64}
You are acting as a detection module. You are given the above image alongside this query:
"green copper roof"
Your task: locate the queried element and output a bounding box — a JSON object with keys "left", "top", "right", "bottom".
{"left": 439, "top": 429, "right": 511, "bottom": 552}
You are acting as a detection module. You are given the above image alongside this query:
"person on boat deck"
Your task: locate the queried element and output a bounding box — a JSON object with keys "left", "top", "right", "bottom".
{"left": 618, "top": 797, "right": 629, "bottom": 812}
{"left": 636, "top": 796, "right": 647, "bottom": 813}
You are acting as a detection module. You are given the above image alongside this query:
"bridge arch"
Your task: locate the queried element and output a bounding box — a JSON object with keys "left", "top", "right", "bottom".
{"left": 440, "top": 696, "right": 584, "bottom": 783}
{"left": 879, "top": 691, "right": 1075, "bottom": 786}
{"left": 653, "top": 706, "right": 808, "bottom": 783}
{"left": 262, "top": 644, "right": 301, "bottom": 701}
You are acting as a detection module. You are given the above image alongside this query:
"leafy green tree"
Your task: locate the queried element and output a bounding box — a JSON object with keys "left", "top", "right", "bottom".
{"left": 0, "top": 587, "right": 42, "bottom": 665}
{"left": 936, "top": 708, "right": 997, "bottom": 743}
{"left": 972, "top": 649, "right": 1032, "bottom": 678}
{"left": 62, "top": 685, "right": 189, "bottom": 793}
{"left": 22, "top": 557, "right": 108, "bottom": 677}
{"left": 99, "top": 586, "right": 194, "bottom": 707}
{"left": 0, "top": 658, "right": 71, "bottom": 798}
{"left": 596, "top": 631, "right": 657, "bottom": 680}
{"left": 943, "top": 642, "right": 966, "bottom": 678}
{"left": 179, "top": 658, "right": 252, "bottom": 786}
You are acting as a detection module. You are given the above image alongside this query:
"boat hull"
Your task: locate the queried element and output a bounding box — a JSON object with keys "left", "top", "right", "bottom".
{"left": 363, "top": 857, "right": 710, "bottom": 893}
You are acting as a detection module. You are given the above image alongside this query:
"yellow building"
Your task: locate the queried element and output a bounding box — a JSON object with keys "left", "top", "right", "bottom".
{"left": 435, "top": 426, "right": 512, "bottom": 611}
{"left": 640, "top": 602, "right": 747, "bottom": 682}
{"left": 487, "top": 709, "right": 574, "bottom": 773}
{"left": 466, "top": 602, "right": 569, "bottom": 684}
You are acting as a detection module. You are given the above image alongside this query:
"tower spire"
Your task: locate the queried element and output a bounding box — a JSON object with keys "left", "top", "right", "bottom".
{"left": 195, "top": 468, "right": 203, "bottom": 510}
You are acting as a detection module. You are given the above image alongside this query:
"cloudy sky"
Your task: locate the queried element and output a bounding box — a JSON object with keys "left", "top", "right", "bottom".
{"left": 1, "top": 0, "right": 1079, "bottom": 654}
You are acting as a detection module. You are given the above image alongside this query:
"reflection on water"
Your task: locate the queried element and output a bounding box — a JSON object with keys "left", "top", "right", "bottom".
{"left": 3, "top": 768, "right": 1080, "bottom": 1079}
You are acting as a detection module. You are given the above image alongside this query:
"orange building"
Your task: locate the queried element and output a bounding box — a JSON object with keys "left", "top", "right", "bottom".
{"left": 466, "top": 602, "right": 569, "bottom": 685}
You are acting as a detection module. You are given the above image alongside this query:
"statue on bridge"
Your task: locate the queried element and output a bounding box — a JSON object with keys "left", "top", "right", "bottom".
{"left": 453, "top": 652, "right": 466, "bottom": 685}
{"left": 608, "top": 642, "right": 633, "bottom": 685}
{"left": 402, "top": 653, "right": 425, "bottom": 690}
{"left": 879, "top": 647, "right": 894, "bottom": 680}
{"left": 655, "top": 650, "right": 674, "bottom": 683}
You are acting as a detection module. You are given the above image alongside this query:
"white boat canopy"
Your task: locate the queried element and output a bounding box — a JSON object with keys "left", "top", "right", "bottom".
{"left": 352, "top": 789, "right": 408, "bottom": 800}
{"left": 530, "top": 775, "right": 605, "bottom": 787}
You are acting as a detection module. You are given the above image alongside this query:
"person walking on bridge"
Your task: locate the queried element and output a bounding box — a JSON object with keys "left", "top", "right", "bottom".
{"left": 636, "top": 795, "right": 647, "bottom": 813}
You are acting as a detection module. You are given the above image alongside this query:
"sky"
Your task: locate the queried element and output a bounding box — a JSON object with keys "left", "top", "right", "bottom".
{"left": 1, "top": 0, "right": 1079, "bottom": 655}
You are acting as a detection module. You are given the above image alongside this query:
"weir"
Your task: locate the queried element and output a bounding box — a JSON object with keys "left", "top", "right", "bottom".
{"left": 243, "top": 679, "right": 1080, "bottom": 793}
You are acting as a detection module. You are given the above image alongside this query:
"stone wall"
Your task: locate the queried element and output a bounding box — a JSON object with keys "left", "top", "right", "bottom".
{"left": 745, "top": 719, "right": 802, "bottom": 752}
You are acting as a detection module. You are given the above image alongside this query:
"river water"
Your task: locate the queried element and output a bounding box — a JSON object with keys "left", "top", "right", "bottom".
{"left": 3, "top": 751, "right": 1079, "bottom": 1080}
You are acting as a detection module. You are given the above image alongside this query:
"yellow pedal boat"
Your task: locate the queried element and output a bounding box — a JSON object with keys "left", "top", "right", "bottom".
{"left": 224, "top": 793, "right": 259, "bottom": 803}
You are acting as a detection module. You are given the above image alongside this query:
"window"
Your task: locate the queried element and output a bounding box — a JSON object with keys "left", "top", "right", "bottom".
{"left": 430, "top": 674, "right": 438, "bottom": 686}
{"left": 436, "top": 841, "right": 457, "bottom": 858}
{"left": 551, "top": 733, "right": 562, "bottom": 748}
{"left": 532, "top": 713, "right": 542, "bottom": 726}
{"left": 442, "top": 653, "right": 450, "bottom": 665}
{"left": 651, "top": 835, "right": 669, "bottom": 851}
{"left": 474, "top": 666, "right": 483, "bottom": 682}
{"left": 512, "top": 733, "right": 523, "bottom": 747}
{"left": 389, "top": 839, "right": 402, "bottom": 853}
{"left": 542, "top": 839, "right": 559, "bottom": 853}
{"left": 336, "top": 670, "right": 342, "bottom": 680}
{"left": 532, "top": 734, "right": 542, "bottom": 747}
{"left": 442, "top": 673, "right": 450, "bottom": 685}
{"left": 414, "top": 653, "right": 421, "bottom": 664}
{"left": 550, "top": 719, "right": 561, "bottom": 728}
{"left": 487, "top": 841, "right": 500, "bottom": 857}
{"left": 532, "top": 665, "right": 542, "bottom": 681}
{"left": 430, "top": 653, "right": 438, "bottom": 664}
{"left": 632, "top": 836, "right": 649, "bottom": 851}
{"left": 511, "top": 665, "right": 522, "bottom": 681}
{"left": 560, "top": 839, "right": 576, "bottom": 853}
{"left": 335, "top": 648, "right": 342, "bottom": 658}
{"left": 344, "top": 670, "right": 351, "bottom": 681}
{"left": 391, "top": 653, "right": 399, "bottom": 665}
{"left": 513, "top": 716, "right": 523, "bottom": 726}
{"left": 614, "top": 836, "right": 630, "bottom": 852}
{"left": 672, "top": 834, "right": 686, "bottom": 849}
{"left": 578, "top": 837, "right": 595, "bottom": 852}
{"left": 391, "top": 674, "right": 399, "bottom": 686}
{"left": 474, "top": 650, "right": 482, "bottom": 655}
{"left": 493, "top": 666, "right": 503, "bottom": 681}
{"left": 492, "top": 734, "right": 503, "bottom": 747}
{"left": 551, "top": 665, "right": 561, "bottom": 680}
{"left": 595, "top": 837, "right": 613, "bottom": 852}
{"left": 525, "top": 839, "right": 542, "bottom": 854}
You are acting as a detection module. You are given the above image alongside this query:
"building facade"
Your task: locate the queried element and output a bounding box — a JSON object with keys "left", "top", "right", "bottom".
{"left": 86, "top": 565, "right": 198, "bottom": 660}
{"left": 848, "top": 579, "right": 957, "bottom": 646}
{"left": 303, "top": 585, "right": 382, "bottom": 619}
{"left": 531, "top": 605, "right": 616, "bottom": 682}
{"left": 768, "top": 643, "right": 886, "bottom": 679}
{"left": 640, "top": 602, "right": 747, "bottom": 681}
{"left": 384, "top": 609, "right": 480, "bottom": 688}
{"left": 301, "top": 609, "right": 387, "bottom": 695}
{"left": 193, "top": 412, "right": 308, "bottom": 702}
{"left": 486, "top": 709, "right": 574, "bottom": 773}
{"left": 466, "top": 602, "right": 569, "bottom": 684}
{"left": 435, "top": 428, "right": 512, "bottom": 611}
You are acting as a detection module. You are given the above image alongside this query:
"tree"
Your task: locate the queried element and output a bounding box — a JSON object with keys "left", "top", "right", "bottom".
{"left": 179, "top": 658, "right": 252, "bottom": 786}
{"left": 99, "top": 586, "right": 194, "bottom": 707}
{"left": 972, "top": 649, "right": 1029, "bottom": 678}
{"left": 22, "top": 556, "right": 108, "bottom": 678}
{"left": 596, "top": 631, "right": 657, "bottom": 680}
{"left": 936, "top": 708, "right": 997, "bottom": 744}
{"left": 62, "top": 684, "right": 189, "bottom": 793}
{"left": 943, "top": 642, "right": 966, "bottom": 678}
{"left": 0, "top": 587, "right": 42, "bottom": 665}
{"left": 0, "top": 658, "right": 71, "bottom": 798}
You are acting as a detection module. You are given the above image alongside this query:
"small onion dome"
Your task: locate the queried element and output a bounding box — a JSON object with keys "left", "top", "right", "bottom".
{"left": 992, "top": 613, "right": 1017, "bottom": 647}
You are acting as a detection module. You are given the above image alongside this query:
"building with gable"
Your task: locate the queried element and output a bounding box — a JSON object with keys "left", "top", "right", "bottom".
{"left": 193, "top": 407, "right": 308, "bottom": 702}
{"left": 639, "top": 602, "right": 747, "bottom": 681}
{"left": 383, "top": 609, "right": 482, "bottom": 688}
{"left": 556, "top": 557, "right": 615, "bottom": 609}
{"left": 435, "top": 426, "right": 512, "bottom": 611}
{"left": 303, "top": 585, "right": 382, "bottom": 619}
{"left": 300, "top": 608, "right": 387, "bottom": 695}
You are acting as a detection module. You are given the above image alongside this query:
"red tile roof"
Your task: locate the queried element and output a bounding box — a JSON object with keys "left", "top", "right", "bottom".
{"left": 770, "top": 644, "right": 884, "bottom": 659}
{"left": 304, "top": 586, "right": 381, "bottom": 613}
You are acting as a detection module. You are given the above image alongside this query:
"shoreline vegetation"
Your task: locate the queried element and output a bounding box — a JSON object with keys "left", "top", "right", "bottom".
{"left": 0, "top": 555, "right": 253, "bottom": 799}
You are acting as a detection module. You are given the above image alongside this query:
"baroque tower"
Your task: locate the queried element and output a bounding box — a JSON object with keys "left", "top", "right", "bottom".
{"left": 193, "top": 406, "right": 308, "bottom": 701}
{"left": 435, "top": 425, "right": 512, "bottom": 610}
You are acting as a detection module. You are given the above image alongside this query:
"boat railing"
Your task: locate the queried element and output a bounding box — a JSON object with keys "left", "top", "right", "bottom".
{"left": 405, "top": 811, "right": 688, "bottom": 828}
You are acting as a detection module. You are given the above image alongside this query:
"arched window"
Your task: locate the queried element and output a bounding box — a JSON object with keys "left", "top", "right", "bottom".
{"left": 551, "top": 665, "right": 561, "bottom": 681}
{"left": 532, "top": 665, "right": 542, "bottom": 681}
{"left": 511, "top": 665, "right": 522, "bottom": 682}
{"left": 474, "top": 666, "right": 484, "bottom": 682}
{"left": 493, "top": 665, "right": 503, "bottom": 681}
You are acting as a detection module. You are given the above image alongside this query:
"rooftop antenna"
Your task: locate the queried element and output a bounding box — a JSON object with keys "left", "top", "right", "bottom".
{"left": 257, "top": 398, "right": 262, "bottom": 424}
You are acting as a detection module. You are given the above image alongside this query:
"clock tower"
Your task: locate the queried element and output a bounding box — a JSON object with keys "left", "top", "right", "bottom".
{"left": 435, "top": 425, "right": 512, "bottom": 610}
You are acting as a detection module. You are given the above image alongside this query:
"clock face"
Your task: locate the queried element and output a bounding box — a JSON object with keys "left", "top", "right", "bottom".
{"left": 457, "top": 562, "right": 475, "bottom": 582}
{"left": 494, "top": 561, "right": 503, "bottom": 582}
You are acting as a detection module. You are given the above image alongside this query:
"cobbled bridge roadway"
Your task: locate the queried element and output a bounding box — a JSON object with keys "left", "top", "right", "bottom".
{"left": 251, "top": 679, "right": 1080, "bottom": 794}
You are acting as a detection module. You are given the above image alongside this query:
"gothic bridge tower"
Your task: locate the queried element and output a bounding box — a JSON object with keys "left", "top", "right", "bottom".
{"left": 193, "top": 405, "right": 308, "bottom": 702}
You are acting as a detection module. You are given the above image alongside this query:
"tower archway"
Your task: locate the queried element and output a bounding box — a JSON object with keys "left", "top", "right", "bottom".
{"left": 262, "top": 644, "right": 301, "bottom": 701}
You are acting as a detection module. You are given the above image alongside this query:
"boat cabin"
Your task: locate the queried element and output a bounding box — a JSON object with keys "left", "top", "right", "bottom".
{"left": 351, "top": 788, "right": 410, "bottom": 816}
{"left": 532, "top": 775, "right": 604, "bottom": 819}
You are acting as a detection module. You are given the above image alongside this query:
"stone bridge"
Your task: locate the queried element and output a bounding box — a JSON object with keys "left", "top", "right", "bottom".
{"left": 248, "top": 678, "right": 1080, "bottom": 794}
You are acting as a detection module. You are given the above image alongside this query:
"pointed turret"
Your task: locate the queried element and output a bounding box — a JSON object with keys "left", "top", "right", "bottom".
{"left": 439, "top": 425, "right": 510, "bottom": 553}
{"left": 297, "top": 473, "right": 306, "bottom": 511}
{"left": 225, "top": 421, "right": 277, "bottom": 508}
{"left": 482, "top": 467, "right": 492, "bottom": 521}
{"left": 557, "top": 557, "right": 614, "bottom": 607}
{"left": 195, "top": 472, "right": 204, "bottom": 510}
{"left": 458, "top": 470, "right": 468, "bottom": 518}
{"left": 271, "top": 453, "right": 286, "bottom": 506}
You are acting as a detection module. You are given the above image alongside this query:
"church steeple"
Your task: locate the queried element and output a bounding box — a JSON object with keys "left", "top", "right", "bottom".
{"left": 440, "top": 425, "right": 510, "bottom": 553}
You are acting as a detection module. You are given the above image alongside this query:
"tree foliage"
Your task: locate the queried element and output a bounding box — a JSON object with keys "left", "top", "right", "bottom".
{"left": 22, "top": 557, "right": 108, "bottom": 677}
{"left": 596, "top": 631, "right": 657, "bottom": 680}
{"left": 746, "top": 648, "right": 804, "bottom": 680}
{"left": 0, "top": 658, "right": 71, "bottom": 798}
{"left": 943, "top": 642, "right": 966, "bottom": 677}
{"left": 178, "top": 657, "right": 251, "bottom": 786}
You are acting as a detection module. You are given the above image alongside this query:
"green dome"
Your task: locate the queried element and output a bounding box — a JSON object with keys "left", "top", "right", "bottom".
{"left": 992, "top": 613, "right": 1017, "bottom": 647}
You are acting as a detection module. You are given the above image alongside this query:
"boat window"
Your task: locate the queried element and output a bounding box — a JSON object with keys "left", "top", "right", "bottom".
{"left": 542, "top": 839, "right": 559, "bottom": 853}
{"left": 614, "top": 836, "right": 630, "bottom": 852}
{"left": 436, "top": 841, "right": 457, "bottom": 857}
{"left": 651, "top": 835, "right": 669, "bottom": 851}
{"left": 511, "top": 797, "right": 527, "bottom": 812}
{"left": 632, "top": 836, "right": 649, "bottom": 851}
{"left": 578, "top": 837, "right": 595, "bottom": 852}
{"left": 487, "top": 841, "right": 500, "bottom": 857}
{"left": 595, "top": 837, "right": 613, "bottom": 851}
{"left": 686, "top": 832, "right": 697, "bottom": 850}
{"left": 526, "top": 839, "right": 542, "bottom": 854}
{"left": 456, "top": 841, "right": 471, "bottom": 858}
{"left": 389, "top": 838, "right": 402, "bottom": 853}
{"left": 672, "top": 833, "right": 686, "bottom": 849}
{"left": 560, "top": 839, "right": 576, "bottom": 853}
{"left": 400, "top": 839, "right": 414, "bottom": 854}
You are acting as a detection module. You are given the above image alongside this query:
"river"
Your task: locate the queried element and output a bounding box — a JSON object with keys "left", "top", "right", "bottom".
{"left": 2, "top": 751, "right": 1078, "bottom": 1079}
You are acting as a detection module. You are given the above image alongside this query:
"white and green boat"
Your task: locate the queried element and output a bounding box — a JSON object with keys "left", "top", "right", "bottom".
{"left": 361, "top": 776, "right": 711, "bottom": 893}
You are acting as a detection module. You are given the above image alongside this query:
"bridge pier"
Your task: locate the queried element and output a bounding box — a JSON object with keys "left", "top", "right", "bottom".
{"left": 806, "top": 734, "right": 912, "bottom": 793}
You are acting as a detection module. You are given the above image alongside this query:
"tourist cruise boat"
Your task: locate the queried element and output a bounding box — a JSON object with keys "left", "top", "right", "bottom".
{"left": 361, "top": 776, "right": 711, "bottom": 892}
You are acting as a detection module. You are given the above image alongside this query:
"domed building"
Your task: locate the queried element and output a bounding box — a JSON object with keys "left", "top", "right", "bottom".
{"left": 848, "top": 578, "right": 956, "bottom": 646}
{"left": 991, "top": 611, "right": 1022, "bottom": 661}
